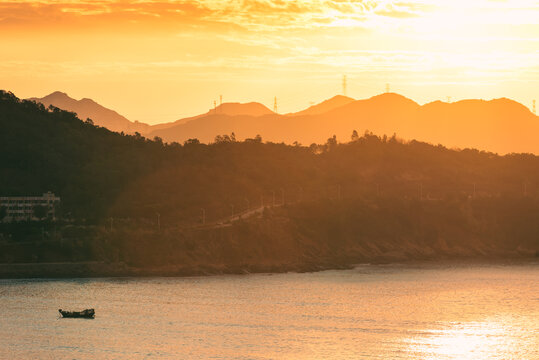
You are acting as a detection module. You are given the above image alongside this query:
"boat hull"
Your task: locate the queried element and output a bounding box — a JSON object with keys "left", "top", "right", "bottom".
{"left": 59, "top": 309, "right": 95, "bottom": 318}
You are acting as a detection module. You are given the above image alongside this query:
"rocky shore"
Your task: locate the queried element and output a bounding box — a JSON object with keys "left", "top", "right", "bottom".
{"left": 1, "top": 249, "right": 536, "bottom": 280}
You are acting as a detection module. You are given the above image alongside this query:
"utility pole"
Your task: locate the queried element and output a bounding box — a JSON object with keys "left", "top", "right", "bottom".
{"left": 201, "top": 208, "right": 205, "bottom": 225}
{"left": 220, "top": 95, "right": 223, "bottom": 106}
{"left": 273, "top": 97, "right": 278, "bottom": 113}
{"left": 533, "top": 100, "right": 536, "bottom": 115}
{"left": 342, "top": 75, "right": 347, "bottom": 97}
{"left": 213, "top": 100, "right": 217, "bottom": 113}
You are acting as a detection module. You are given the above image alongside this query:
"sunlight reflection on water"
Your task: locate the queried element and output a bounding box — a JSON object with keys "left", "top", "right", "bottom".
{"left": 406, "top": 320, "right": 520, "bottom": 360}
{"left": 0, "top": 262, "right": 537, "bottom": 359}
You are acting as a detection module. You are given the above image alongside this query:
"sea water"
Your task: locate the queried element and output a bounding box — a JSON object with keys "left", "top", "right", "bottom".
{"left": 0, "top": 262, "right": 537, "bottom": 359}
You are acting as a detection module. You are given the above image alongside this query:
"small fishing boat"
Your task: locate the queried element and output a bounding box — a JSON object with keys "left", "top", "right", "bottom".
{"left": 58, "top": 308, "right": 95, "bottom": 318}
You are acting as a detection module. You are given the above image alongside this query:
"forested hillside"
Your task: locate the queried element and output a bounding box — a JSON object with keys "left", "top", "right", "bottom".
{"left": 1, "top": 90, "right": 173, "bottom": 220}
{"left": 2, "top": 90, "right": 539, "bottom": 225}
{"left": 1, "top": 90, "right": 538, "bottom": 275}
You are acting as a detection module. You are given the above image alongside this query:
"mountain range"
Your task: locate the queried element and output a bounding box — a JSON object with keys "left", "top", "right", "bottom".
{"left": 28, "top": 91, "right": 150, "bottom": 134}
{"left": 29, "top": 91, "right": 538, "bottom": 154}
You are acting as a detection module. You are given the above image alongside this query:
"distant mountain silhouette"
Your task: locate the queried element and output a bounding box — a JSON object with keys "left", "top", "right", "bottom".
{"left": 149, "top": 101, "right": 274, "bottom": 133}
{"left": 215, "top": 102, "right": 274, "bottom": 116}
{"left": 288, "top": 95, "right": 355, "bottom": 116}
{"left": 28, "top": 91, "right": 150, "bottom": 134}
{"left": 148, "top": 93, "right": 539, "bottom": 154}
{"left": 27, "top": 91, "right": 539, "bottom": 153}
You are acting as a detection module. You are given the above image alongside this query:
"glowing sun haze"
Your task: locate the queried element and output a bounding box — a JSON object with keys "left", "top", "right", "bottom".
{"left": 1, "top": 0, "right": 537, "bottom": 123}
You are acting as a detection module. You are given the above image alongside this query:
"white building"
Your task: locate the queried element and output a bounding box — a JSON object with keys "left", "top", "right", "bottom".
{"left": 0, "top": 191, "right": 61, "bottom": 221}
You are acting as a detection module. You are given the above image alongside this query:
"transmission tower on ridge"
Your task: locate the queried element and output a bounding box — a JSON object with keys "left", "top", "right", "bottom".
{"left": 533, "top": 99, "right": 536, "bottom": 115}
{"left": 342, "top": 75, "right": 347, "bottom": 97}
{"left": 274, "top": 96, "right": 278, "bottom": 113}
{"left": 386, "top": 83, "right": 390, "bottom": 93}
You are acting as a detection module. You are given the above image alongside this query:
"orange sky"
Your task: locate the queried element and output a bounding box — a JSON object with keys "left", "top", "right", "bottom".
{"left": 1, "top": 0, "right": 537, "bottom": 124}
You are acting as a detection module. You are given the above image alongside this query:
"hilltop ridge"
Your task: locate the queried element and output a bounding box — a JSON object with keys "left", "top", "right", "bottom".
{"left": 290, "top": 95, "right": 356, "bottom": 116}
{"left": 26, "top": 90, "right": 539, "bottom": 154}
{"left": 28, "top": 91, "right": 150, "bottom": 134}
{"left": 147, "top": 92, "right": 538, "bottom": 154}
{"left": 149, "top": 101, "right": 274, "bottom": 132}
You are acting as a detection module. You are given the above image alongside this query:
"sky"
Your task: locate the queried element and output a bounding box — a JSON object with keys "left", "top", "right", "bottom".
{"left": 1, "top": 0, "right": 538, "bottom": 124}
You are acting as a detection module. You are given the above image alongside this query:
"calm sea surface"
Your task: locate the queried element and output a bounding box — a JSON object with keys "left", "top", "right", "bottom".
{"left": 0, "top": 262, "right": 538, "bottom": 359}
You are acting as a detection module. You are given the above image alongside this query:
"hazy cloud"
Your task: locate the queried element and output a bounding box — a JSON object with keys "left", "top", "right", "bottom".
{"left": 0, "top": 0, "right": 378, "bottom": 32}
{"left": 1, "top": 0, "right": 537, "bottom": 120}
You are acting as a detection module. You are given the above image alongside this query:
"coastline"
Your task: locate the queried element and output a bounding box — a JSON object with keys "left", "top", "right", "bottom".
{"left": 2, "top": 199, "right": 538, "bottom": 280}
{"left": 1, "top": 253, "right": 536, "bottom": 280}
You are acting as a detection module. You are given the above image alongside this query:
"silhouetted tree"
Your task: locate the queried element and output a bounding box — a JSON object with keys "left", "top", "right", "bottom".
{"left": 215, "top": 134, "right": 232, "bottom": 143}
{"left": 245, "top": 135, "right": 262, "bottom": 143}
{"left": 326, "top": 135, "right": 337, "bottom": 151}
{"left": 184, "top": 138, "right": 200, "bottom": 145}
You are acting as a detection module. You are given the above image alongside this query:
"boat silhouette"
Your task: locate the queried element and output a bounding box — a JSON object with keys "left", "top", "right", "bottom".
{"left": 58, "top": 309, "right": 95, "bottom": 318}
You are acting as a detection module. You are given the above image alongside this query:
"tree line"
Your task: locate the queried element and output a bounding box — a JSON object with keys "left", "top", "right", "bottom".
{"left": 1, "top": 89, "right": 539, "bottom": 228}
